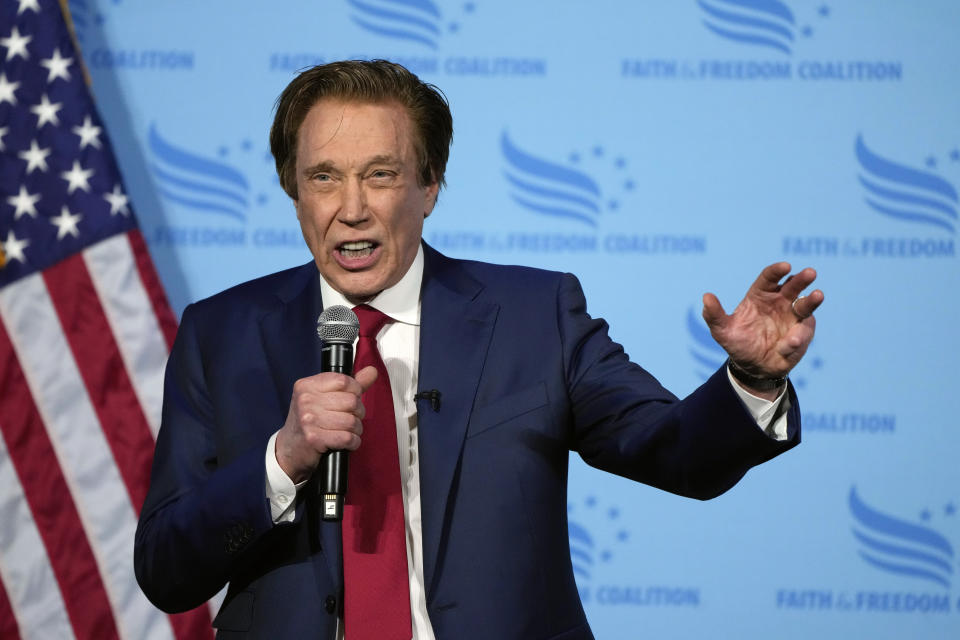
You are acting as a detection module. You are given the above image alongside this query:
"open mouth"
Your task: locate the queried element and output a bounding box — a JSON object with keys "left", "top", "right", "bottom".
{"left": 337, "top": 240, "right": 378, "bottom": 259}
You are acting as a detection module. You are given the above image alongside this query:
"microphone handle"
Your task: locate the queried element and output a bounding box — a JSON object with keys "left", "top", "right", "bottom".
{"left": 319, "top": 342, "right": 353, "bottom": 521}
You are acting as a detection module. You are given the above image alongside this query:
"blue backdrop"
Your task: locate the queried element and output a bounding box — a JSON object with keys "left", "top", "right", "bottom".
{"left": 75, "top": 1, "right": 960, "bottom": 637}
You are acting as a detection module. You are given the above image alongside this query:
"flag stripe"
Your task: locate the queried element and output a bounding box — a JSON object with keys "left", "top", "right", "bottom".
{"left": 0, "top": 276, "right": 174, "bottom": 640}
{"left": 0, "top": 437, "right": 72, "bottom": 640}
{"left": 0, "top": 571, "right": 22, "bottom": 640}
{"left": 84, "top": 233, "right": 168, "bottom": 437}
{"left": 128, "top": 230, "right": 178, "bottom": 349}
{"left": 0, "top": 315, "right": 113, "bottom": 640}
{"left": 43, "top": 252, "right": 156, "bottom": 513}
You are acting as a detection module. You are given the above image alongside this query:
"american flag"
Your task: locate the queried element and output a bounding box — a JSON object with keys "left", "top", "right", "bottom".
{"left": 0, "top": 1, "right": 212, "bottom": 637}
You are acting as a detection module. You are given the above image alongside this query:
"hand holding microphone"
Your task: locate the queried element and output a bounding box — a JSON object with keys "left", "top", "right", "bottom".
{"left": 273, "top": 306, "right": 375, "bottom": 520}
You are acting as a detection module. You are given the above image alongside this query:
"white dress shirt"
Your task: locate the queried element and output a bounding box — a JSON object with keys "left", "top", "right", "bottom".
{"left": 264, "top": 245, "right": 788, "bottom": 639}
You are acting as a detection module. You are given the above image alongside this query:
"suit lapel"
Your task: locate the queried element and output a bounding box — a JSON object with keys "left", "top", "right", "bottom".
{"left": 417, "top": 245, "right": 498, "bottom": 595}
{"left": 257, "top": 262, "right": 343, "bottom": 592}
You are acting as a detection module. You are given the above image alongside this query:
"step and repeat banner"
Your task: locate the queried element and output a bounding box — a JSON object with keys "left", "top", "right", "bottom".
{"left": 74, "top": 1, "right": 958, "bottom": 637}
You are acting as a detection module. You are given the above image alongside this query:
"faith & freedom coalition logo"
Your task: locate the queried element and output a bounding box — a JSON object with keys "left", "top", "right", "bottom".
{"left": 777, "top": 486, "right": 960, "bottom": 614}
{"left": 568, "top": 495, "right": 700, "bottom": 609}
{"left": 144, "top": 123, "right": 304, "bottom": 250}
{"left": 269, "top": 1, "right": 545, "bottom": 78}
{"left": 66, "top": 0, "right": 194, "bottom": 71}
{"left": 783, "top": 133, "right": 958, "bottom": 260}
{"left": 685, "top": 306, "right": 894, "bottom": 435}
{"left": 427, "top": 130, "right": 706, "bottom": 256}
{"left": 622, "top": 1, "right": 902, "bottom": 82}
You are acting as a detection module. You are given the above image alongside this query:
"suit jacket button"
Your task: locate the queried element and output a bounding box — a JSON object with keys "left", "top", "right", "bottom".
{"left": 324, "top": 595, "right": 337, "bottom": 614}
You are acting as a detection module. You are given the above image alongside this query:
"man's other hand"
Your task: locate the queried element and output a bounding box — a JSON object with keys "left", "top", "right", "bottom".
{"left": 702, "top": 262, "right": 823, "bottom": 392}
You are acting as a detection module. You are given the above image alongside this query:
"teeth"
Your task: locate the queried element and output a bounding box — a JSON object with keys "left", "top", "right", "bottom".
{"left": 339, "top": 241, "right": 375, "bottom": 259}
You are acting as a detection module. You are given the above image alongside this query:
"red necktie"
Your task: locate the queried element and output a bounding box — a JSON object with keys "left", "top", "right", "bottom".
{"left": 342, "top": 304, "right": 411, "bottom": 640}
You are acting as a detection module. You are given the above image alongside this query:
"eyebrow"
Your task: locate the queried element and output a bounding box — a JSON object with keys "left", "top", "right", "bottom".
{"left": 301, "top": 154, "right": 404, "bottom": 178}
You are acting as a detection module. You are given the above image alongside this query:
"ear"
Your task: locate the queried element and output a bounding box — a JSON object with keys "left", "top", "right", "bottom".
{"left": 423, "top": 181, "right": 439, "bottom": 219}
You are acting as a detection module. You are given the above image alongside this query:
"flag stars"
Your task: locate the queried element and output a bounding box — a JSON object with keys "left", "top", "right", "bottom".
{"left": 40, "top": 48, "right": 73, "bottom": 83}
{"left": 0, "top": 126, "right": 7, "bottom": 151}
{"left": 19, "top": 140, "right": 51, "bottom": 173}
{"left": 1, "top": 26, "right": 32, "bottom": 61}
{"left": 920, "top": 509, "right": 931, "bottom": 521}
{"left": 946, "top": 503, "right": 956, "bottom": 517}
{"left": 925, "top": 156, "right": 937, "bottom": 168}
{"left": 0, "top": 72, "right": 20, "bottom": 106}
{"left": 950, "top": 149, "right": 960, "bottom": 162}
{"left": 2, "top": 230, "right": 29, "bottom": 263}
{"left": 7, "top": 185, "right": 41, "bottom": 219}
{"left": 73, "top": 115, "right": 103, "bottom": 149}
{"left": 31, "top": 94, "right": 64, "bottom": 128}
{"left": 17, "top": 0, "right": 41, "bottom": 14}
{"left": 61, "top": 160, "right": 95, "bottom": 194}
{"left": 51, "top": 206, "right": 82, "bottom": 239}
{"left": 103, "top": 184, "right": 130, "bottom": 216}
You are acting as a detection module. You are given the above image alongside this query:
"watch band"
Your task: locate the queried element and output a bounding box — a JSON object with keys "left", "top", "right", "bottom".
{"left": 726, "top": 358, "right": 787, "bottom": 392}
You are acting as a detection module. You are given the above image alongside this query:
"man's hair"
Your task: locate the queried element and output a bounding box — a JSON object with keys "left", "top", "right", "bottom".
{"left": 270, "top": 59, "right": 453, "bottom": 200}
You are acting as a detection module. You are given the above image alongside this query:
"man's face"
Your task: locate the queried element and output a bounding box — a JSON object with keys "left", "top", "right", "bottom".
{"left": 293, "top": 99, "right": 438, "bottom": 303}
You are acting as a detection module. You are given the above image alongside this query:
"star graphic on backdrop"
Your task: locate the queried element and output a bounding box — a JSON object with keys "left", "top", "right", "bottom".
{"left": 585, "top": 496, "right": 597, "bottom": 508}
{"left": 61, "top": 160, "right": 94, "bottom": 194}
{"left": 819, "top": 5, "right": 830, "bottom": 17}
{"left": 18, "top": 140, "right": 51, "bottom": 173}
{"left": 802, "top": 25, "right": 813, "bottom": 37}
{"left": 51, "top": 206, "right": 82, "bottom": 239}
{"left": 925, "top": 156, "right": 936, "bottom": 168}
{"left": 2, "top": 230, "right": 29, "bottom": 263}
{"left": 7, "top": 185, "right": 40, "bottom": 219}
{"left": 0, "top": 72, "right": 19, "bottom": 105}
{"left": 592, "top": 145, "right": 604, "bottom": 157}
{"left": 946, "top": 503, "right": 956, "bottom": 516}
{"left": 31, "top": 94, "right": 63, "bottom": 127}
{"left": 0, "top": 126, "right": 7, "bottom": 151}
{"left": 950, "top": 149, "right": 959, "bottom": 162}
{"left": 920, "top": 509, "right": 932, "bottom": 521}
{"left": 608, "top": 507, "right": 620, "bottom": 519}
{"left": 72, "top": 115, "right": 103, "bottom": 149}
{"left": 40, "top": 48, "right": 73, "bottom": 82}
{"left": 17, "top": 0, "right": 41, "bottom": 14}
{"left": 103, "top": 184, "right": 130, "bottom": 216}
{"left": 1, "top": 26, "right": 32, "bottom": 61}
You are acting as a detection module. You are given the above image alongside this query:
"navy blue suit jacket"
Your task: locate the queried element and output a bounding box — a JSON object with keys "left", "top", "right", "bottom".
{"left": 135, "top": 244, "right": 800, "bottom": 639}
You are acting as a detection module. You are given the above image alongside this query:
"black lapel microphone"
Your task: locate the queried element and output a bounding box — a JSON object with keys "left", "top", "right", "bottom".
{"left": 414, "top": 389, "right": 442, "bottom": 412}
{"left": 316, "top": 305, "right": 360, "bottom": 522}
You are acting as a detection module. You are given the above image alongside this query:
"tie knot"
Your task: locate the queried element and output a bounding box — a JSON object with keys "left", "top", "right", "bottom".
{"left": 353, "top": 304, "right": 393, "bottom": 338}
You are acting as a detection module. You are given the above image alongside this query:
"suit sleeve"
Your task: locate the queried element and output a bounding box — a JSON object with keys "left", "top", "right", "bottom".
{"left": 558, "top": 273, "right": 800, "bottom": 500}
{"left": 134, "top": 303, "right": 279, "bottom": 613}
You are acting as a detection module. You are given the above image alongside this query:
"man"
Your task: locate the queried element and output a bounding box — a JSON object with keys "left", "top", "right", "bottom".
{"left": 135, "top": 60, "right": 822, "bottom": 639}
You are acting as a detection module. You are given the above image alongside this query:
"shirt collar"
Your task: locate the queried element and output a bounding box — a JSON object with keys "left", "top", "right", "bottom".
{"left": 317, "top": 244, "right": 423, "bottom": 327}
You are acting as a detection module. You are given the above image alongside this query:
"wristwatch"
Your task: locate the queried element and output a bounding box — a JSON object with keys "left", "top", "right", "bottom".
{"left": 726, "top": 358, "right": 787, "bottom": 392}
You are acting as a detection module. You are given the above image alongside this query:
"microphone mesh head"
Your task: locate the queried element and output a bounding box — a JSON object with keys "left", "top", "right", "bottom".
{"left": 316, "top": 305, "right": 359, "bottom": 344}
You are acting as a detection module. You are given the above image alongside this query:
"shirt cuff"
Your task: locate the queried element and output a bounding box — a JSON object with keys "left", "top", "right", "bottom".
{"left": 265, "top": 430, "right": 305, "bottom": 523}
{"left": 726, "top": 367, "right": 790, "bottom": 441}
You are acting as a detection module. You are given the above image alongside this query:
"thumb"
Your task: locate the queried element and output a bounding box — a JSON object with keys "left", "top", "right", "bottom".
{"left": 354, "top": 365, "right": 379, "bottom": 392}
{"left": 701, "top": 292, "right": 728, "bottom": 330}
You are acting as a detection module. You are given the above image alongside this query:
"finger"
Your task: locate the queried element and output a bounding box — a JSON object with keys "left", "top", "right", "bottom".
{"left": 776, "top": 316, "right": 816, "bottom": 358}
{"left": 354, "top": 365, "right": 379, "bottom": 392}
{"left": 701, "top": 293, "right": 728, "bottom": 330}
{"left": 751, "top": 262, "right": 792, "bottom": 293}
{"left": 792, "top": 289, "right": 824, "bottom": 318}
{"left": 780, "top": 267, "right": 817, "bottom": 301}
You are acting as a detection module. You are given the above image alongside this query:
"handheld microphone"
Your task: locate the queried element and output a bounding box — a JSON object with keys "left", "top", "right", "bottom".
{"left": 316, "top": 305, "right": 360, "bottom": 521}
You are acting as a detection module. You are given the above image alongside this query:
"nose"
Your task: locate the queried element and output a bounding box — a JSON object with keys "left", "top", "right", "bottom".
{"left": 338, "top": 178, "right": 367, "bottom": 225}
